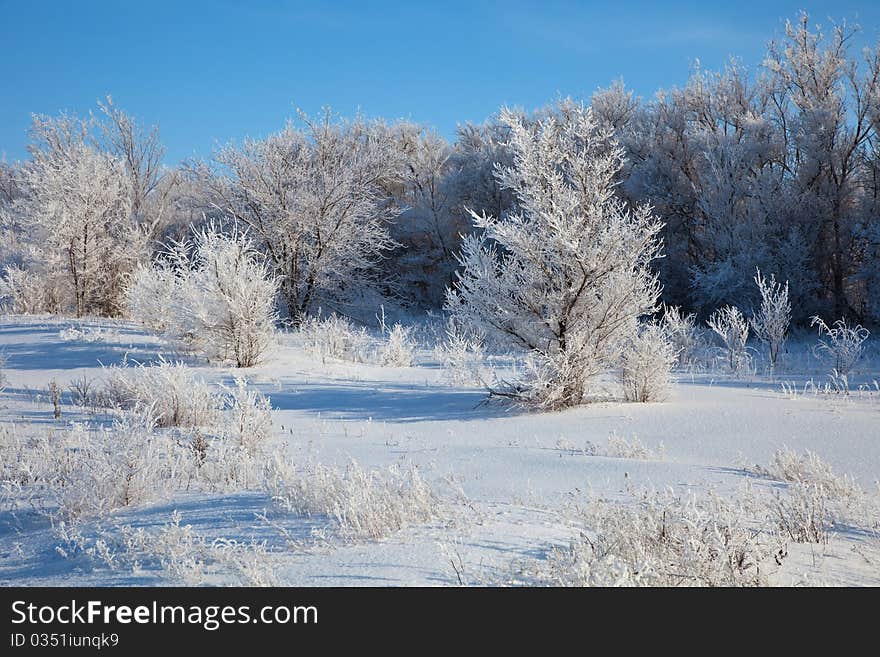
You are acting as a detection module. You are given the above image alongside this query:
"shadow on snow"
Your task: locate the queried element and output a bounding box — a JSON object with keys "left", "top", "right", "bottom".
{"left": 263, "top": 379, "right": 515, "bottom": 423}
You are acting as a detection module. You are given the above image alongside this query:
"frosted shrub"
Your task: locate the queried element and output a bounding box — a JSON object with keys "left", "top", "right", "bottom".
{"left": 504, "top": 344, "right": 607, "bottom": 410}
{"left": 446, "top": 100, "right": 663, "bottom": 409}
{"left": 810, "top": 316, "right": 869, "bottom": 377}
{"left": 515, "top": 489, "right": 782, "bottom": 587}
{"left": 660, "top": 304, "right": 703, "bottom": 370}
{"left": 123, "top": 263, "right": 175, "bottom": 333}
{"left": 299, "top": 314, "right": 370, "bottom": 363}
{"left": 101, "top": 359, "right": 221, "bottom": 429}
{"left": 750, "top": 449, "right": 865, "bottom": 544}
{"left": 0, "top": 265, "right": 54, "bottom": 314}
{"left": 176, "top": 225, "right": 278, "bottom": 367}
{"left": 219, "top": 377, "right": 274, "bottom": 455}
{"left": 750, "top": 269, "right": 791, "bottom": 369}
{"left": 126, "top": 224, "right": 278, "bottom": 367}
{"left": 618, "top": 323, "right": 676, "bottom": 402}
{"left": 45, "top": 410, "right": 184, "bottom": 521}
{"left": 99, "top": 366, "right": 273, "bottom": 490}
{"left": 178, "top": 379, "right": 274, "bottom": 491}
{"left": 601, "top": 433, "right": 663, "bottom": 460}
{"left": 120, "top": 512, "right": 280, "bottom": 586}
{"left": 558, "top": 433, "right": 663, "bottom": 460}
{"left": 265, "top": 458, "right": 440, "bottom": 541}
{"left": 0, "top": 424, "right": 40, "bottom": 496}
{"left": 707, "top": 306, "right": 751, "bottom": 375}
{"left": 67, "top": 375, "right": 97, "bottom": 407}
{"left": 59, "top": 325, "right": 120, "bottom": 344}
{"left": 435, "top": 318, "right": 487, "bottom": 386}
{"left": 766, "top": 448, "right": 858, "bottom": 499}
{"left": 773, "top": 482, "right": 831, "bottom": 544}
{"left": 768, "top": 448, "right": 867, "bottom": 539}
{"left": 380, "top": 323, "right": 415, "bottom": 367}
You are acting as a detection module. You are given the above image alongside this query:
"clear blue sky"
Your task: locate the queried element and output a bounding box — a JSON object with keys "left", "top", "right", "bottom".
{"left": 1, "top": 1, "right": 879, "bottom": 165}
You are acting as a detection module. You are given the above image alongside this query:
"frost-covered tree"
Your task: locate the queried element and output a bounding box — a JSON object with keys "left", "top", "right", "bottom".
{"left": 0, "top": 162, "right": 30, "bottom": 307}
{"left": 1, "top": 102, "right": 175, "bottom": 317}
{"left": 447, "top": 100, "right": 664, "bottom": 409}
{"left": 17, "top": 115, "right": 141, "bottom": 316}
{"left": 96, "top": 96, "right": 178, "bottom": 241}
{"left": 765, "top": 14, "right": 880, "bottom": 318}
{"left": 447, "top": 119, "right": 516, "bottom": 225}
{"left": 205, "top": 110, "right": 400, "bottom": 322}
{"left": 750, "top": 269, "right": 791, "bottom": 369}
{"left": 382, "top": 124, "right": 463, "bottom": 307}
{"left": 863, "top": 221, "right": 880, "bottom": 322}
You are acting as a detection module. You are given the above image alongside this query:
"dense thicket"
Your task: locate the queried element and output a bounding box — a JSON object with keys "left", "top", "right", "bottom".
{"left": 1, "top": 14, "right": 879, "bottom": 326}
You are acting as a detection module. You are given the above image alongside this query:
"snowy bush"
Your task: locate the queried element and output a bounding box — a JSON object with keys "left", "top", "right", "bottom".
{"left": 0, "top": 265, "right": 57, "bottom": 314}
{"left": 748, "top": 448, "right": 870, "bottom": 543}
{"left": 0, "top": 424, "right": 36, "bottom": 495}
{"left": 750, "top": 269, "right": 791, "bottom": 370}
{"left": 119, "top": 512, "right": 280, "bottom": 586}
{"left": 300, "top": 312, "right": 424, "bottom": 370}
{"left": 218, "top": 377, "right": 274, "bottom": 456}
{"left": 617, "top": 323, "right": 677, "bottom": 402}
{"left": 510, "top": 488, "right": 784, "bottom": 587}
{"left": 101, "top": 359, "right": 221, "bottom": 429}
{"left": 58, "top": 325, "right": 120, "bottom": 344}
{"left": 265, "top": 458, "right": 440, "bottom": 541}
{"left": 299, "top": 313, "right": 371, "bottom": 363}
{"left": 772, "top": 482, "right": 830, "bottom": 544}
{"left": 100, "top": 363, "right": 274, "bottom": 489}
{"left": 766, "top": 448, "right": 858, "bottom": 499}
{"left": 707, "top": 305, "right": 751, "bottom": 375}
{"left": 602, "top": 433, "right": 664, "bottom": 460}
{"left": 559, "top": 433, "right": 664, "bottom": 460}
{"left": 379, "top": 323, "right": 416, "bottom": 367}
{"left": 506, "top": 345, "right": 607, "bottom": 410}
{"left": 67, "top": 375, "right": 98, "bottom": 407}
{"left": 810, "top": 316, "right": 870, "bottom": 377}
{"left": 126, "top": 224, "right": 278, "bottom": 367}
{"left": 446, "top": 100, "right": 663, "bottom": 409}
{"left": 43, "top": 410, "right": 185, "bottom": 521}
{"left": 435, "top": 318, "right": 487, "bottom": 386}
{"left": 123, "top": 262, "right": 175, "bottom": 333}
{"left": 659, "top": 304, "right": 704, "bottom": 370}
{"left": 2, "top": 378, "right": 277, "bottom": 523}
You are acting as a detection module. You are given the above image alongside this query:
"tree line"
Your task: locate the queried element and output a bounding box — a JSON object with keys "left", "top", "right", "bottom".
{"left": 1, "top": 14, "right": 879, "bottom": 327}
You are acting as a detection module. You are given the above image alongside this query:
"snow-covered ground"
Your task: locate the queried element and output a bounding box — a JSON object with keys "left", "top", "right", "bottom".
{"left": 1, "top": 315, "right": 878, "bottom": 586}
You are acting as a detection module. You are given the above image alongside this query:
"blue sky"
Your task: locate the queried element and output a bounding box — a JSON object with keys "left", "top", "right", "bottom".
{"left": 1, "top": 1, "right": 879, "bottom": 165}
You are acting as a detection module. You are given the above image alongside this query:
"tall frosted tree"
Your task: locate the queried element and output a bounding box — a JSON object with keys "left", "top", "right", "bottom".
{"left": 765, "top": 14, "right": 880, "bottom": 318}
{"left": 18, "top": 115, "right": 141, "bottom": 316}
{"left": 205, "top": 110, "right": 401, "bottom": 322}
{"left": 446, "top": 100, "right": 664, "bottom": 409}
